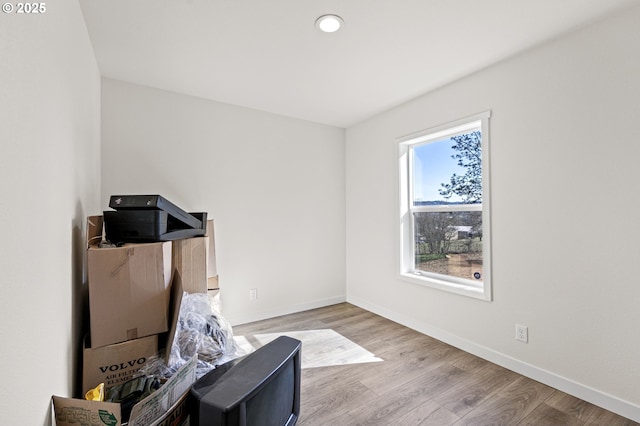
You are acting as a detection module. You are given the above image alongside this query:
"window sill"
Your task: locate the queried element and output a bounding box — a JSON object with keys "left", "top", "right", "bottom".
{"left": 399, "top": 272, "right": 491, "bottom": 301}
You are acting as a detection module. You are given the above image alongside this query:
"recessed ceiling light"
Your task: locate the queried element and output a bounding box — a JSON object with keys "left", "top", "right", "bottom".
{"left": 315, "top": 14, "right": 344, "bottom": 33}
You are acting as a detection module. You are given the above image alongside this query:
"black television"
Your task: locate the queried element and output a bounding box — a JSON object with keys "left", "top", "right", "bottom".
{"left": 190, "top": 335, "right": 302, "bottom": 426}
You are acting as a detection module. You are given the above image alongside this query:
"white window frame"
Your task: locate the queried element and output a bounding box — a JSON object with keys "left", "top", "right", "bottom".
{"left": 398, "top": 111, "right": 492, "bottom": 301}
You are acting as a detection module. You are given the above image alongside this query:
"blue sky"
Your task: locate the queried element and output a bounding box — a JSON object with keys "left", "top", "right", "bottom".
{"left": 412, "top": 137, "right": 466, "bottom": 203}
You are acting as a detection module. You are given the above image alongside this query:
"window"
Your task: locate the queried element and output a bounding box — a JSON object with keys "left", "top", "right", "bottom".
{"left": 398, "top": 111, "right": 492, "bottom": 300}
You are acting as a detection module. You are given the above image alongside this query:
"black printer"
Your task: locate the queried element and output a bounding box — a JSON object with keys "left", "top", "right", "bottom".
{"left": 103, "top": 194, "right": 207, "bottom": 244}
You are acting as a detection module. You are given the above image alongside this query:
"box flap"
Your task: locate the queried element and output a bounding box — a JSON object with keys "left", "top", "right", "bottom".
{"left": 163, "top": 270, "right": 184, "bottom": 363}
{"left": 87, "top": 216, "right": 104, "bottom": 249}
{"left": 172, "top": 237, "right": 207, "bottom": 293}
{"left": 206, "top": 220, "right": 217, "bottom": 278}
{"left": 53, "top": 395, "right": 121, "bottom": 426}
{"left": 127, "top": 356, "right": 197, "bottom": 426}
{"left": 82, "top": 334, "right": 159, "bottom": 395}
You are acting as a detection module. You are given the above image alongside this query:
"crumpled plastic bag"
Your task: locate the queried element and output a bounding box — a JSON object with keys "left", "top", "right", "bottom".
{"left": 140, "top": 292, "right": 243, "bottom": 380}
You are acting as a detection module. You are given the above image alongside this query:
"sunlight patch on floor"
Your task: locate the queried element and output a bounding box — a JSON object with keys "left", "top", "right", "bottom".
{"left": 235, "top": 329, "right": 383, "bottom": 369}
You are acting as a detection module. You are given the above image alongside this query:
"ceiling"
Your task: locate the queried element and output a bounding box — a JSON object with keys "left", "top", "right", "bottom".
{"left": 79, "top": 0, "right": 637, "bottom": 128}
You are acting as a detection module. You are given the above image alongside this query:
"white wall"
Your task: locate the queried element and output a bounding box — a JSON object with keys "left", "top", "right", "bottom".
{"left": 0, "top": 2, "right": 101, "bottom": 425}
{"left": 101, "top": 79, "right": 346, "bottom": 325}
{"left": 2, "top": 1, "right": 635, "bottom": 422}
{"left": 346, "top": 5, "right": 640, "bottom": 421}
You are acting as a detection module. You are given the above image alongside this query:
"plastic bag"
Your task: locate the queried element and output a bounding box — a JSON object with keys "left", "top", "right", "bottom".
{"left": 141, "top": 292, "right": 243, "bottom": 380}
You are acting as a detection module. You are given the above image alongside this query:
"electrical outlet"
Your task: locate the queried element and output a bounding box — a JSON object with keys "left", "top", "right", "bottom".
{"left": 516, "top": 324, "right": 528, "bottom": 343}
{"left": 249, "top": 288, "right": 258, "bottom": 300}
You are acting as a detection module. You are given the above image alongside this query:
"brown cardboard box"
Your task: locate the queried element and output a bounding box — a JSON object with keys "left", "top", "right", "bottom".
{"left": 53, "top": 357, "right": 196, "bottom": 426}
{"left": 172, "top": 219, "right": 218, "bottom": 294}
{"left": 206, "top": 220, "right": 219, "bottom": 290}
{"left": 55, "top": 245, "right": 192, "bottom": 426}
{"left": 52, "top": 393, "right": 190, "bottom": 426}
{"left": 83, "top": 270, "right": 184, "bottom": 396}
{"left": 172, "top": 236, "right": 208, "bottom": 294}
{"left": 206, "top": 219, "right": 217, "bottom": 278}
{"left": 82, "top": 334, "right": 159, "bottom": 395}
{"left": 52, "top": 396, "right": 121, "bottom": 426}
{"left": 207, "top": 275, "right": 219, "bottom": 291}
{"left": 87, "top": 216, "right": 172, "bottom": 348}
{"left": 146, "top": 392, "right": 189, "bottom": 426}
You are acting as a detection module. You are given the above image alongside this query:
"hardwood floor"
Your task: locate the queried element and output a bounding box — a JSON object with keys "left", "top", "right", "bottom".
{"left": 232, "top": 303, "right": 637, "bottom": 426}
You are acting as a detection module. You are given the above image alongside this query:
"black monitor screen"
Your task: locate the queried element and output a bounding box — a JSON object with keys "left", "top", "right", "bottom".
{"left": 246, "top": 360, "right": 295, "bottom": 426}
{"left": 190, "top": 335, "right": 301, "bottom": 426}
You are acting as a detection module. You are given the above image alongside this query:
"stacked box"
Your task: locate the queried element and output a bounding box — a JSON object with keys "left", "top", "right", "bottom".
{"left": 86, "top": 216, "right": 172, "bottom": 349}
{"left": 52, "top": 213, "right": 218, "bottom": 425}
{"left": 82, "top": 216, "right": 218, "bottom": 394}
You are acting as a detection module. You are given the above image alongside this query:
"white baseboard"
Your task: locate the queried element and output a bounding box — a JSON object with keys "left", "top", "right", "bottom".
{"left": 226, "top": 295, "right": 347, "bottom": 327}
{"left": 347, "top": 295, "right": 640, "bottom": 423}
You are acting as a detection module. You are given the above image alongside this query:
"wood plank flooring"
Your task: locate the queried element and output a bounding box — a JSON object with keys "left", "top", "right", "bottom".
{"left": 232, "top": 303, "right": 637, "bottom": 426}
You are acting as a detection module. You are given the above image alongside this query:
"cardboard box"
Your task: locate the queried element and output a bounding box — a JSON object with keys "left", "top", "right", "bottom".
{"left": 82, "top": 334, "right": 159, "bottom": 395}
{"left": 207, "top": 275, "right": 219, "bottom": 291}
{"left": 127, "top": 355, "right": 195, "bottom": 426}
{"left": 52, "top": 396, "right": 121, "bottom": 426}
{"left": 206, "top": 220, "right": 217, "bottom": 278}
{"left": 172, "top": 236, "right": 208, "bottom": 294}
{"left": 87, "top": 216, "right": 172, "bottom": 348}
{"left": 55, "top": 268, "right": 191, "bottom": 426}
{"left": 172, "top": 219, "right": 217, "bottom": 294}
{"left": 146, "top": 392, "right": 190, "bottom": 426}
{"left": 53, "top": 357, "right": 196, "bottom": 426}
